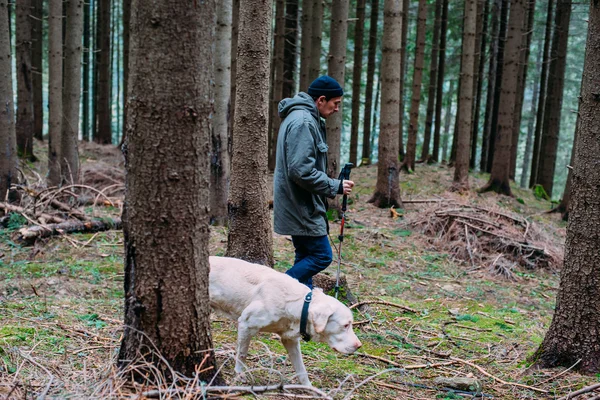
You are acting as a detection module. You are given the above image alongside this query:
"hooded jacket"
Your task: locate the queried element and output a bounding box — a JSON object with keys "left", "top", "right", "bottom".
{"left": 273, "top": 92, "right": 341, "bottom": 236}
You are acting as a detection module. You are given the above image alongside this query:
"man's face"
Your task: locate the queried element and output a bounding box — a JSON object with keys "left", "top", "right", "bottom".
{"left": 315, "top": 96, "right": 343, "bottom": 119}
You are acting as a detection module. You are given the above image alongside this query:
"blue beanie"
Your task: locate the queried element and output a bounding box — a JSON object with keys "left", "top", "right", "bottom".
{"left": 307, "top": 76, "right": 344, "bottom": 99}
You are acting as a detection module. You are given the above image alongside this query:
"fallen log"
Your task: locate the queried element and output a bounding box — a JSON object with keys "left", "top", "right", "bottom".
{"left": 17, "top": 218, "right": 122, "bottom": 243}
{"left": 0, "top": 202, "right": 65, "bottom": 224}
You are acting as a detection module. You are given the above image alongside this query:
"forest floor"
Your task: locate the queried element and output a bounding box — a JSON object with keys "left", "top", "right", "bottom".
{"left": 1, "top": 140, "right": 598, "bottom": 400}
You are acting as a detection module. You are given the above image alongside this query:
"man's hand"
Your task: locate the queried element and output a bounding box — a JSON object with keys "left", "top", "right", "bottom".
{"left": 342, "top": 180, "right": 354, "bottom": 195}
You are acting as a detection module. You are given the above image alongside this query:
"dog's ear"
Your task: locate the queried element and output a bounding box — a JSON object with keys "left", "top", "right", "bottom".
{"left": 310, "top": 303, "right": 334, "bottom": 334}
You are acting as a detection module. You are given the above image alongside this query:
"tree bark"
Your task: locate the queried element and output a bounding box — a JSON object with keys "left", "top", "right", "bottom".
{"left": 480, "top": 0, "right": 527, "bottom": 196}
{"left": 402, "top": 0, "right": 426, "bottom": 173}
{"left": 211, "top": 0, "right": 232, "bottom": 226}
{"left": 82, "top": 0, "right": 91, "bottom": 142}
{"left": 226, "top": 0, "right": 274, "bottom": 267}
{"left": 469, "top": 0, "right": 487, "bottom": 169}
{"left": 397, "top": 0, "right": 409, "bottom": 160}
{"left": 0, "top": 0, "right": 17, "bottom": 201}
{"left": 61, "top": 0, "right": 84, "bottom": 185}
{"left": 432, "top": 0, "right": 449, "bottom": 163}
{"left": 283, "top": 0, "right": 298, "bottom": 98}
{"left": 299, "top": 0, "right": 313, "bottom": 90}
{"left": 325, "top": 0, "right": 350, "bottom": 182}
{"left": 119, "top": 0, "right": 220, "bottom": 381}
{"left": 420, "top": 0, "right": 442, "bottom": 162}
{"left": 533, "top": 2, "right": 600, "bottom": 372}
{"left": 349, "top": 0, "right": 366, "bottom": 166}
{"left": 16, "top": 0, "right": 35, "bottom": 161}
{"left": 361, "top": 0, "right": 380, "bottom": 165}
{"left": 31, "top": 0, "right": 43, "bottom": 142}
{"left": 95, "top": 0, "right": 111, "bottom": 144}
{"left": 452, "top": 0, "right": 477, "bottom": 192}
{"left": 308, "top": 0, "right": 323, "bottom": 82}
{"left": 369, "top": 0, "right": 402, "bottom": 208}
{"left": 536, "top": 0, "right": 572, "bottom": 198}
{"left": 441, "top": 80, "right": 454, "bottom": 161}
{"left": 529, "top": 0, "right": 554, "bottom": 188}
{"left": 269, "top": 0, "right": 285, "bottom": 172}
{"left": 48, "top": 0, "right": 63, "bottom": 187}
{"left": 121, "top": 0, "right": 131, "bottom": 145}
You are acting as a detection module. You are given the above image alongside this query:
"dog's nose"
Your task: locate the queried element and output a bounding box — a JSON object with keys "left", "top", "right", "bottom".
{"left": 355, "top": 340, "right": 362, "bottom": 349}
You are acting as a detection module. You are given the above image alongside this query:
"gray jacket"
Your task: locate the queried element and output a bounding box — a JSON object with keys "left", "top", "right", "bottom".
{"left": 273, "top": 92, "right": 341, "bottom": 237}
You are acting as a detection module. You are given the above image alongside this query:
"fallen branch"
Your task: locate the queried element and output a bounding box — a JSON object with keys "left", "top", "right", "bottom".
{"left": 14, "top": 349, "right": 55, "bottom": 399}
{"left": 537, "top": 358, "right": 581, "bottom": 385}
{"left": 17, "top": 218, "right": 122, "bottom": 243}
{"left": 141, "top": 384, "right": 332, "bottom": 399}
{"left": 0, "top": 202, "right": 64, "bottom": 224}
{"left": 557, "top": 383, "right": 600, "bottom": 400}
{"left": 349, "top": 300, "right": 418, "bottom": 314}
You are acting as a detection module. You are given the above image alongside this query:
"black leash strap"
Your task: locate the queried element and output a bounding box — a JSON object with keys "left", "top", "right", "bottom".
{"left": 300, "top": 291, "right": 312, "bottom": 342}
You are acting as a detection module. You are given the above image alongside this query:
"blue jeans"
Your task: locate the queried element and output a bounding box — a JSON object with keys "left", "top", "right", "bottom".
{"left": 286, "top": 235, "right": 333, "bottom": 289}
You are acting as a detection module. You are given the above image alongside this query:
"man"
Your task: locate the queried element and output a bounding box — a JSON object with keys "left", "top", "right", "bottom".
{"left": 273, "top": 76, "right": 354, "bottom": 289}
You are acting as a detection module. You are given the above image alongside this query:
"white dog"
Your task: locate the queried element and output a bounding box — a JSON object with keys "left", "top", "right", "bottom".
{"left": 209, "top": 256, "right": 362, "bottom": 386}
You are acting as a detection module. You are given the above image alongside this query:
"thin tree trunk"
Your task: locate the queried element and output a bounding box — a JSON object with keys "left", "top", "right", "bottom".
{"left": 450, "top": 17, "right": 464, "bottom": 167}
{"left": 469, "top": 0, "right": 487, "bottom": 169}
{"left": 226, "top": 0, "right": 274, "bottom": 266}
{"left": 520, "top": 42, "right": 543, "bottom": 188}
{"left": 349, "top": 0, "right": 366, "bottom": 165}
{"left": 555, "top": 112, "right": 578, "bottom": 221}
{"left": 308, "top": 0, "right": 323, "bottom": 82}
{"left": 119, "top": 0, "right": 220, "bottom": 381}
{"left": 398, "top": 0, "right": 409, "bottom": 160}
{"left": 61, "top": 0, "right": 84, "bottom": 185}
{"left": 325, "top": 0, "right": 350, "bottom": 181}
{"left": 369, "top": 0, "right": 402, "bottom": 208}
{"left": 452, "top": 0, "right": 477, "bottom": 192}
{"left": 533, "top": 2, "right": 600, "bottom": 372}
{"left": 121, "top": 0, "right": 131, "bottom": 146}
{"left": 48, "top": 0, "right": 63, "bottom": 186}
{"left": 371, "top": 64, "right": 381, "bottom": 151}
{"left": 480, "top": 0, "right": 501, "bottom": 171}
{"left": 269, "top": 0, "right": 285, "bottom": 172}
{"left": 509, "top": 0, "right": 535, "bottom": 180}
{"left": 480, "top": 0, "right": 527, "bottom": 196}
{"left": 536, "top": 0, "right": 571, "bottom": 198}
{"left": 283, "top": 0, "right": 298, "bottom": 98}
{"left": 95, "top": 0, "right": 111, "bottom": 144}
{"left": 91, "top": 0, "right": 98, "bottom": 143}
{"left": 16, "top": 0, "right": 35, "bottom": 160}
{"left": 82, "top": 0, "right": 91, "bottom": 142}
{"left": 441, "top": 80, "right": 454, "bottom": 161}
{"left": 31, "top": 0, "right": 43, "bottom": 142}
{"left": 402, "top": 0, "right": 427, "bottom": 173}
{"left": 485, "top": 0, "right": 509, "bottom": 173}
{"left": 361, "top": 0, "right": 380, "bottom": 165}
{"left": 0, "top": 0, "right": 17, "bottom": 201}
{"left": 299, "top": 0, "right": 313, "bottom": 90}
{"left": 432, "top": 0, "right": 449, "bottom": 162}
{"left": 421, "top": 0, "right": 442, "bottom": 162}
{"left": 211, "top": 0, "right": 232, "bottom": 226}
{"left": 529, "top": 0, "right": 554, "bottom": 188}
{"left": 230, "top": 0, "right": 239, "bottom": 132}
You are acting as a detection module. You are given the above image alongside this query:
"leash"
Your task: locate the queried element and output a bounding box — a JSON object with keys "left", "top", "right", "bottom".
{"left": 300, "top": 291, "right": 312, "bottom": 341}
{"left": 335, "top": 163, "right": 353, "bottom": 299}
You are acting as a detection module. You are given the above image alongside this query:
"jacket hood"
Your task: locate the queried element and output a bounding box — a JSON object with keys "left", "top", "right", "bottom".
{"left": 278, "top": 92, "right": 319, "bottom": 120}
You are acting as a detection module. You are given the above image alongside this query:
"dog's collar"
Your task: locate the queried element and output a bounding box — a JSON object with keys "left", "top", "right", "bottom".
{"left": 300, "top": 291, "right": 312, "bottom": 342}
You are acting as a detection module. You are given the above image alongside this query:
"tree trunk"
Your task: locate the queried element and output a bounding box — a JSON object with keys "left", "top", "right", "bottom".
{"left": 536, "top": 0, "right": 572, "bottom": 199}
{"left": 95, "top": 0, "right": 111, "bottom": 144}
{"left": 230, "top": 0, "right": 239, "bottom": 132}
{"left": 452, "top": 0, "right": 477, "bottom": 192}
{"left": 0, "top": 0, "right": 17, "bottom": 202}
{"left": 533, "top": 2, "right": 600, "bottom": 372}
{"left": 480, "top": 0, "right": 501, "bottom": 171}
{"left": 402, "top": 0, "right": 426, "bottom": 173}
{"left": 82, "top": 0, "right": 91, "bottom": 142}
{"left": 31, "top": 0, "right": 43, "bottom": 142}
{"left": 421, "top": 0, "right": 442, "bottom": 162}
{"left": 269, "top": 0, "right": 285, "bottom": 172}
{"left": 369, "top": 0, "right": 402, "bottom": 208}
{"left": 211, "top": 0, "right": 232, "bottom": 226}
{"left": 480, "top": 0, "right": 527, "bottom": 196}
{"left": 349, "top": 0, "right": 366, "bottom": 166}
{"left": 299, "top": 0, "right": 313, "bottom": 90}
{"left": 555, "top": 113, "right": 578, "bottom": 221}
{"left": 48, "top": 0, "right": 63, "bottom": 187}
{"left": 529, "top": 0, "right": 554, "bottom": 188}
{"left": 325, "top": 0, "right": 350, "bottom": 181}
{"left": 485, "top": 0, "right": 509, "bottom": 173}
{"left": 441, "top": 80, "right": 454, "bottom": 161}
{"left": 121, "top": 0, "right": 131, "bottom": 145}
{"left": 283, "top": 0, "right": 298, "bottom": 98}
{"left": 469, "top": 0, "right": 487, "bottom": 169}
{"left": 432, "top": 0, "right": 449, "bottom": 163}
{"left": 91, "top": 0, "right": 98, "bottom": 143}
{"left": 119, "top": 0, "right": 220, "bottom": 381}
{"left": 397, "top": 0, "right": 409, "bottom": 160}
{"left": 309, "top": 0, "right": 323, "bottom": 82}
{"left": 360, "top": 0, "right": 380, "bottom": 165}
{"left": 16, "top": 0, "right": 35, "bottom": 161}
{"left": 520, "top": 42, "right": 543, "bottom": 188}
{"left": 61, "top": 0, "right": 84, "bottom": 185}
{"left": 509, "top": 0, "right": 535, "bottom": 181}
{"left": 226, "top": 0, "right": 274, "bottom": 267}
{"left": 371, "top": 63, "right": 381, "bottom": 151}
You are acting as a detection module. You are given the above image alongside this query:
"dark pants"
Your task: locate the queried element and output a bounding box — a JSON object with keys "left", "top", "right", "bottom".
{"left": 285, "top": 235, "right": 333, "bottom": 289}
